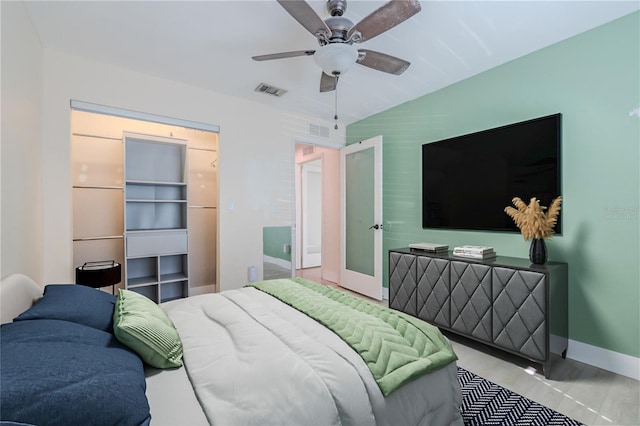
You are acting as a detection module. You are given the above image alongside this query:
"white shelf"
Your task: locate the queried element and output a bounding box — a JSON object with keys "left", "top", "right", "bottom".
{"left": 127, "top": 199, "right": 187, "bottom": 203}
{"left": 127, "top": 277, "right": 158, "bottom": 288}
{"left": 160, "top": 272, "right": 188, "bottom": 283}
{"left": 126, "top": 180, "right": 186, "bottom": 186}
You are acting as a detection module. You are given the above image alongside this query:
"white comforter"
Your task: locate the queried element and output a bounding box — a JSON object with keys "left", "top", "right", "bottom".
{"left": 162, "top": 287, "right": 463, "bottom": 426}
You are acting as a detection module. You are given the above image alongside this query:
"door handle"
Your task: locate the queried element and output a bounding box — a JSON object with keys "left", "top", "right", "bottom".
{"left": 368, "top": 224, "right": 383, "bottom": 230}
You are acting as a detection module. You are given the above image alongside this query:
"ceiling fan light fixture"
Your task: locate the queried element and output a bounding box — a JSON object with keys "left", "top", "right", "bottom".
{"left": 313, "top": 43, "right": 359, "bottom": 76}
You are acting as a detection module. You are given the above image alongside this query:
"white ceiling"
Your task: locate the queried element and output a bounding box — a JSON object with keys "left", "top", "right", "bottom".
{"left": 23, "top": 1, "right": 639, "bottom": 125}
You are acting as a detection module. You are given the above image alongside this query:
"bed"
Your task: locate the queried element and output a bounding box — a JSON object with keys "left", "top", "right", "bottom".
{"left": 0, "top": 273, "right": 462, "bottom": 426}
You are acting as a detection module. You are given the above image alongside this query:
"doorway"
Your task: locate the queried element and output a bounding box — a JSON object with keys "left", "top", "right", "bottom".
{"left": 301, "top": 158, "right": 322, "bottom": 268}
{"left": 294, "top": 143, "right": 340, "bottom": 284}
{"left": 70, "top": 107, "right": 219, "bottom": 296}
{"left": 339, "top": 135, "right": 383, "bottom": 300}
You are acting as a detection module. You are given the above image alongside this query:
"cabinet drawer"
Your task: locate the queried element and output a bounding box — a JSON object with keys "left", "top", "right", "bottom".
{"left": 126, "top": 231, "right": 187, "bottom": 257}
{"left": 492, "top": 267, "right": 547, "bottom": 361}
{"left": 450, "top": 261, "right": 492, "bottom": 342}
{"left": 389, "top": 252, "right": 418, "bottom": 315}
{"left": 417, "top": 256, "right": 451, "bottom": 328}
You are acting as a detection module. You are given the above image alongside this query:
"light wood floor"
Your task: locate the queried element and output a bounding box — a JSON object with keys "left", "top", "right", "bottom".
{"left": 296, "top": 267, "right": 640, "bottom": 426}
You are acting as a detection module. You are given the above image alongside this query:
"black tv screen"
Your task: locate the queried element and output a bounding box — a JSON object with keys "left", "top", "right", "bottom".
{"left": 422, "top": 113, "right": 561, "bottom": 233}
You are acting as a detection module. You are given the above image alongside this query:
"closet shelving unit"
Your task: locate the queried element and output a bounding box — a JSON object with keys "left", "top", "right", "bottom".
{"left": 124, "top": 133, "right": 189, "bottom": 303}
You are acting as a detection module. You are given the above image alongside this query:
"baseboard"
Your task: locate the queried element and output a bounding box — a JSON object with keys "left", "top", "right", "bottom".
{"left": 263, "top": 255, "right": 292, "bottom": 270}
{"left": 549, "top": 334, "right": 567, "bottom": 357}
{"left": 322, "top": 270, "right": 339, "bottom": 284}
{"left": 382, "top": 287, "right": 389, "bottom": 300}
{"left": 566, "top": 339, "right": 639, "bottom": 381}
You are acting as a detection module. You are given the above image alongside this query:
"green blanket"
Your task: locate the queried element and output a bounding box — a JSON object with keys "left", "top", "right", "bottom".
{"left": 247, "top": 278, "right": 458, "bottom": 396}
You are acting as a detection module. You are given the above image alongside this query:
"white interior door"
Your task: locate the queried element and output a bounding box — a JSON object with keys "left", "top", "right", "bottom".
{"left": 301, "top": 160, "right": 322, "bottom": 268}
{"left": 340, "top": 136, "right": 382, "bottom": 300}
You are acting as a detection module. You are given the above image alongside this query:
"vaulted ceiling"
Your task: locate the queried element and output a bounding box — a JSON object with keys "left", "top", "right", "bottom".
{"left": 23, "top": 1, "right": 639, "bottom": 125}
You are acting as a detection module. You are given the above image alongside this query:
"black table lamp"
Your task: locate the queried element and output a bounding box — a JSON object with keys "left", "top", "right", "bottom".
{"left": 76, "top": 260, "right": 122, "bottom": 294}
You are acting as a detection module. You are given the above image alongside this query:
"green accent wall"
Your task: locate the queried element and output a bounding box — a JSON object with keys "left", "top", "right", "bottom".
{"left": 346, "top": 13, "right": 640, "bottom": 358}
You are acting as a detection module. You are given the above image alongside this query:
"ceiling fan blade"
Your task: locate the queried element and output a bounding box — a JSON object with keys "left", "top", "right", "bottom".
{"left": 320, "top": 72, "right": 337, "bottom": 92}
{"left": 277, "top": 0, "right": 331, "bottom": 39}
{"left": 252, "top": 50, "right": 316, "bottom": 61}
{"left": 356, "top": 49, "right": 410, "bottom": 75}
{"left": 348, "top": 0, "right": 421, "bottom": 42}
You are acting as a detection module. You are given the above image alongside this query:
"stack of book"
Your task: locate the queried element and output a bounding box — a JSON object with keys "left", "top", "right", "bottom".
{"left": 452, "top": 245, "right": 496, "bottom": 260}
{"left": 408, "top": 242, "right": 449, "bottom": 254}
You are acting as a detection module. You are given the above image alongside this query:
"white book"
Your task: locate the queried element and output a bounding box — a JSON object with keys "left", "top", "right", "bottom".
{"left": 453, "top": 245, "right": 495, "bottom": 254}
{"left": 453, "top": 251, "right": 497, "bottom": 260}
{"left": 453, "top": 249, "right": 495, "bottom": 257}
{"left": 409, "top": 242, "right": 449, "bottom": 252}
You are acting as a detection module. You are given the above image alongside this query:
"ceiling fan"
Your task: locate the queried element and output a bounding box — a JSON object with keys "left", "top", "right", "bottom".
{"left": 252, "top": 0, "right": 422, "bottom": 93}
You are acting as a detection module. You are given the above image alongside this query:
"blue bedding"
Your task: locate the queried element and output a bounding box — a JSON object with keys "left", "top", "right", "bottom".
{"left": 0, "top": 319, "right": 150, "bottom": 426}
{"left": 14, "top": 284, "right": 116, "bottom": 332}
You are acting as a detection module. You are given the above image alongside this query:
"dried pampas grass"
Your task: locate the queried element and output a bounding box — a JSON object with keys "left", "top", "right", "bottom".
{"left": 504, "top": 196, "right": 562, "bottom": 240}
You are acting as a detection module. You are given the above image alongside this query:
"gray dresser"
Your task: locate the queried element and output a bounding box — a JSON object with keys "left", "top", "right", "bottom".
{"left": 389, "top": 248, "right": 568, "bottom": 378}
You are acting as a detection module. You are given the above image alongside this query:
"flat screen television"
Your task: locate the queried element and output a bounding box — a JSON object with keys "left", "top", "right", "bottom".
{"left": 422, "top": 113, "right": 561, "bottom": 233}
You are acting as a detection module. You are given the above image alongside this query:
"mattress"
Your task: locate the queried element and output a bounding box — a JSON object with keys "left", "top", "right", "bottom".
{"left": 152, "top": 286, "right": 463, "bottom": 425}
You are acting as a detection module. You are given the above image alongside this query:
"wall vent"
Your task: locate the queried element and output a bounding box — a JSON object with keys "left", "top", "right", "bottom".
{"left": 255, "top": 83, "right": 287, "bottom": 97}
{"left": 309, "top": 123, "right": 330, "bottom": 138}
{"left": 302, "top": 146, "right": 315, "bottom": 156}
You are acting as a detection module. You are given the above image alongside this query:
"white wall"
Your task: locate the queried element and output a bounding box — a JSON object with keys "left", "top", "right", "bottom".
{"left": 39, "top": 48, "right": 345, "bottom": 291}
{"left": 0, "top": 2, "right": 44, "bottom": 283}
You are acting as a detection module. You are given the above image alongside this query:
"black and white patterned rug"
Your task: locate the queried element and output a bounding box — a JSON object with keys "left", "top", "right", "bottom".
{"left": 458, "top": 367, "right": 584, "bottom": 426}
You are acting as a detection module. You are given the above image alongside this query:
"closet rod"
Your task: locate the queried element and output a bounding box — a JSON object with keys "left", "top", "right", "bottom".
{"left": 73, "top": 185, "right": 123, "bottom": 190}
{"left": 72, "top": 133, "right": 122, "bottom": 141}
{"left": 187, "top": 146, "right": 217, "bottom": 152}
{"left": 73, "top": 235, "right": 123, "bottom": 242}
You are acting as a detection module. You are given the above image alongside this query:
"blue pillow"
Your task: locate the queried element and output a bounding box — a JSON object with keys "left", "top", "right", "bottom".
{"left": 0, "top": 319, "right": 150, "bottom": 426}
{"left": 14, "top": 284, "right": 116, "bottom": 332}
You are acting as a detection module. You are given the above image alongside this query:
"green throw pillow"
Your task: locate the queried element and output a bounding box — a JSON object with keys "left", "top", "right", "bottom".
{"left": 113, "top": 289, "right": 183, "bottom": 369}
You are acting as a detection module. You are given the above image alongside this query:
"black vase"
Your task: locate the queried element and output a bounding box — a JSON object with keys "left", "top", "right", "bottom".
{"left": 529, "top": 239, "right": 548, "bottom": 265}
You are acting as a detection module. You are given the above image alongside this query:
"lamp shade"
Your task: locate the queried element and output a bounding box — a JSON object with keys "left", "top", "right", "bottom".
{"left": 76, "top": 260, "right": 121, "bottom": 289}
{"left": 313, "top": 43, "right": 359, "bottom": 76}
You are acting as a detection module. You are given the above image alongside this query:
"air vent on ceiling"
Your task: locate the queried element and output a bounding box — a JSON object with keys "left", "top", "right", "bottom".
{"left": 255, "top": 83, "right": 287, "bottom": 97}
{"left": 302, "top": 146, "right": 315, "bottom": 156}
{"left": 309, "top": 123, "right": 330, "bottom": 138}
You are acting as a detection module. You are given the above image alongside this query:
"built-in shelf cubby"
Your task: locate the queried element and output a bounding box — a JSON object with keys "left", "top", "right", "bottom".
{"left": 125, "top": 201, "right": 187, "bottom": 231}
{"left": 159, "top": 254, "right": 189, "bottom": 302}
{"left": 126, "top": 256, "right": 158, "bottom": 288}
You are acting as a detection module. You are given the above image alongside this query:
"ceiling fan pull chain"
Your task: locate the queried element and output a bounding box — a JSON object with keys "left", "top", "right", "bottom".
{"left": 334, "top": 74, "right": 339, "bottom": 130}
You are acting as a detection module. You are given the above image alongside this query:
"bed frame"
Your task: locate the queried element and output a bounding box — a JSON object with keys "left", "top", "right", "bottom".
{"left": 0, "top": 274, "right": 42, "bottom": 325}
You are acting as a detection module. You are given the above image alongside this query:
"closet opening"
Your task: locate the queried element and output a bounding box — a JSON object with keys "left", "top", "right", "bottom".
{"left": 70, "top": 101, "right": 219, "bottom": 298}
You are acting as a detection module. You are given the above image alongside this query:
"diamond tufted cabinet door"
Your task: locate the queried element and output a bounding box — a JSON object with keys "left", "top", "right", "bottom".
{"left": 492, "top": 268, "right": 547, "bottom": 361}
{"left": 416, "top": 256, "right": 450, "bottom": 328}
{"left": 450, "top": 262, "right": 492, "bottom": 343}
{"left": 389, "top": 252, "right": 418, "bottom": 316}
